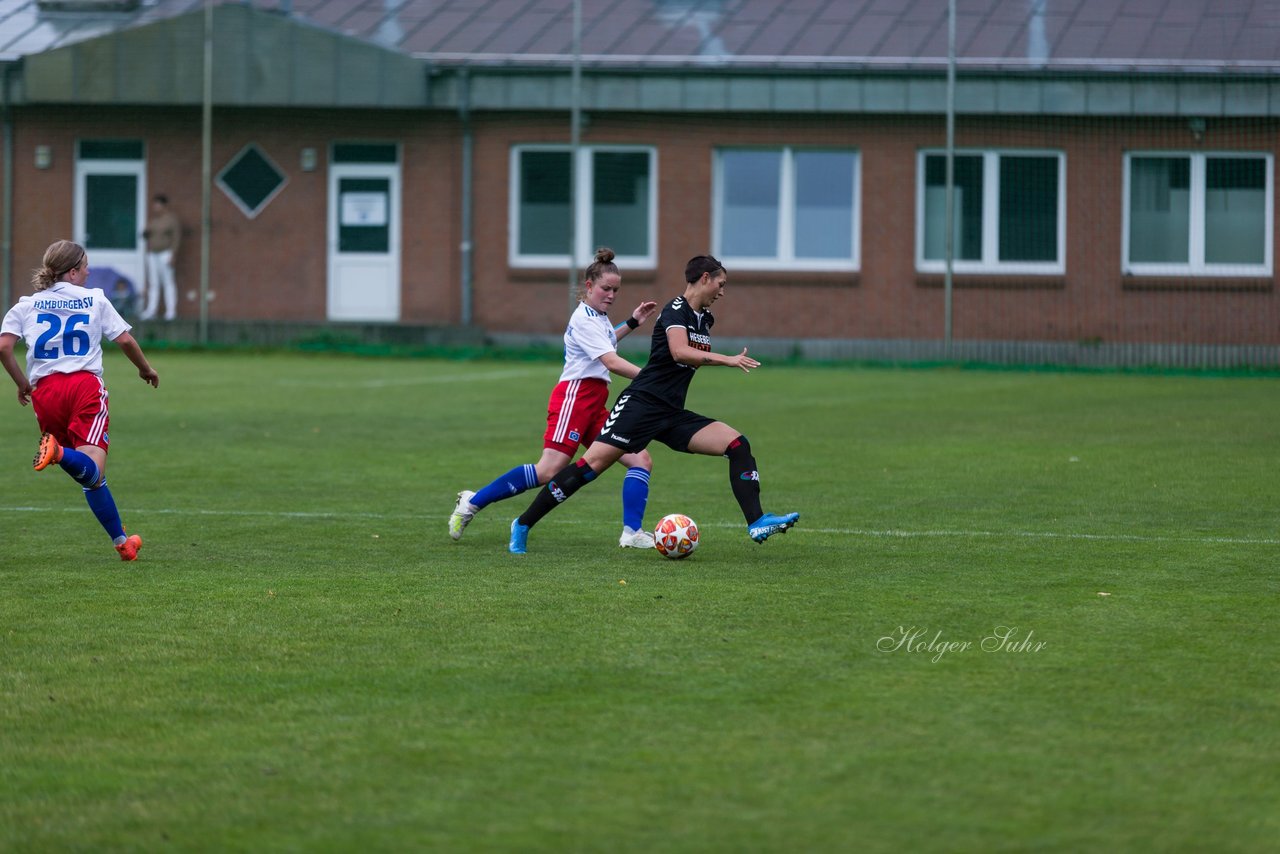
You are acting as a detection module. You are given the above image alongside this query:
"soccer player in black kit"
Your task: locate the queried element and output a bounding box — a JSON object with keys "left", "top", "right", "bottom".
{"left": 509, "top": 254, "right": 799, "bottom": 554}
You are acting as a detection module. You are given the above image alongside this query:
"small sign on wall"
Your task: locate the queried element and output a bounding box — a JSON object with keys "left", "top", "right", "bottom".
{"left": 341, "top": 192, "right": 387, "bottom": 226}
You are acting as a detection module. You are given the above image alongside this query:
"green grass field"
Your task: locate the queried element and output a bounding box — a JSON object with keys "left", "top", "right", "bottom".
{"left": 1, "top": 350, "right": 1277, "bottom": 851}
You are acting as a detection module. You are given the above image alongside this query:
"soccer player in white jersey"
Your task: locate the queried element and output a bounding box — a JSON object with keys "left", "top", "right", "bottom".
{"left": 0, "top": 240, "right": 160, "bottom": 561}
{"left": 449, "top": 247, "right": 660, "bottom": 548}
{"left": 508, "top": 255, "right": 798, "bottom": 554}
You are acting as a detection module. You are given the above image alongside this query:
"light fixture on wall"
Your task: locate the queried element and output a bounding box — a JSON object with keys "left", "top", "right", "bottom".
{"left": 34, "top": 145, "right": 52, "bottom": 169}
{"left": 300, "top": 147, "right": 317, "bottom": 172}
{"left": 1188, "top": 117, "right": 1206, "bottom": 143}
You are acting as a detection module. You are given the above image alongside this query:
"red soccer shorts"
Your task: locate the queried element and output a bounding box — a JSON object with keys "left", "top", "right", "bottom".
{"left": 543, "top": 377, "right": 609, "bottom": 456}
{"left": 31, "top": 371, "right": 111, "bottom": 451}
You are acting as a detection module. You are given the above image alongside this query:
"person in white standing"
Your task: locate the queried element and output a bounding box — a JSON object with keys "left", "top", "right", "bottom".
{"left": 141, "top": 194, "right": 180, "bottom": 321}
{"left": 0, "top": 239, "right": 160, "bottom": 561}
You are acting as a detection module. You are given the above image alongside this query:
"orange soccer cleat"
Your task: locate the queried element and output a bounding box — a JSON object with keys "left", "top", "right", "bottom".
{"left": 33, "top": 432, "right": 63, "bottom": 471}
{"left": 115, "top": 534, "right": 143, "bottom": 562}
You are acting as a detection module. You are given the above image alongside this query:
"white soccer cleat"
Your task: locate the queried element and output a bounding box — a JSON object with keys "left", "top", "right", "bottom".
{"left": 619, "top": 527, "right": 656, "bottom": 549}
{"left": 449, "top": 490, "right": 479, "bottom": 541}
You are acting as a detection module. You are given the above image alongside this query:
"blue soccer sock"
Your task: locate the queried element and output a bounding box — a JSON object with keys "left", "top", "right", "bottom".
{"left": 83, "top": 480, "right": 127, "bottom": 543}
{"left": 621, "top": 466, "right": 650, "bottom": 532}
{"left": 472, "top": 464, "right": 540, "bottom": 509}
{"left": 58, "top": 447, "right": 101, "bottom": 488}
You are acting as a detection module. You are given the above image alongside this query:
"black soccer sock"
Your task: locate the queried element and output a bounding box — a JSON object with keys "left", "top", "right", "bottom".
{"left": 517, "top": 458, "right": 597, "bottom": 529}
{"left": 726, "top": 435, "right": 764, "bottom": 523}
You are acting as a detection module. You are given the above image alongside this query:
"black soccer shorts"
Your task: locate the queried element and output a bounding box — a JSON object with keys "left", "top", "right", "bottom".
{"left": 594, "top": 390, "right": 716, "bottom": 454}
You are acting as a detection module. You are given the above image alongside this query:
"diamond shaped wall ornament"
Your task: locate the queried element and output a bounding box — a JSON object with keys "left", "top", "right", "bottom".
{"left": 217, "top": 144, "right": 287, "bottom": 219}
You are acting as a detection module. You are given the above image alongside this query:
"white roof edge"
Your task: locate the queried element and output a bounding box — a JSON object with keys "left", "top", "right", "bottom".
{"left": 417, "top": 52, "right": 1280, "bottom": 75}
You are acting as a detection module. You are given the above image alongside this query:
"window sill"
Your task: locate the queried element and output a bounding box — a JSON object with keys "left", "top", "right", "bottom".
{"left": 916, "top": 274, "right": 1065, "bottom": 290}
{"left": 509, "top": 267, "right": 660, "bottom": 284}
{"left": 1121, "top": 276, "right": 1274, "bottom": 292}
{"left": 722, "top": 270, "right": 860, "bottom": 288}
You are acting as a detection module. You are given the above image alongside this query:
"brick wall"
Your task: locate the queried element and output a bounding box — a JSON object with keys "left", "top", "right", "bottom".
{"left": 4, "top": 106, "right": 1277, "bottom": 347}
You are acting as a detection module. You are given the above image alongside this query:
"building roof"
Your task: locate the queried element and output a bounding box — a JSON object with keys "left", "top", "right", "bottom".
{"left": 17, "top": 3, "right": 426, "bottom": 107}
{"left": 2, "top": 0, "right": 1278, "bottom": 72}
{"left": 4, "top": 1, "right": 1278, "bottom": 114}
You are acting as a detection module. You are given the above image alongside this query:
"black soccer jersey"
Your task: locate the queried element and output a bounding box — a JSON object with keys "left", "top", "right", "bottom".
{"left": 625, "top": 295, "right": 715, "bottom": 410}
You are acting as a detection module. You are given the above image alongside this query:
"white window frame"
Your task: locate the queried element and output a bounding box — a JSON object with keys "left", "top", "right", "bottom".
{"left": 915, "top": 149, "right": 1067, "bottom": 276}
{"left": 712, "top": 146, "right": 861, "bottom": 272}
{"left": 509, "top": 144, "right": 658, "bottom": 269}
{"left": 1122, "top": 151, "right": 1274, "bottom": 277}
{"left": 73, "top": 140, "right": 148, "bottom": 297}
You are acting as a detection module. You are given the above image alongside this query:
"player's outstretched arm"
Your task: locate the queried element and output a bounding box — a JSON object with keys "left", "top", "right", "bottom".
{"left": 721, "top": 347, "right": 760, "bottom": 373}
{"left": 614, "top": 300, "right": 659, "bottom": 342}
{"left": 111, "top": 332, "right": 160, "bottom": 388}
{"left": 632, "top": 300, "right": 658, "bottom": 326}
{"left": 598, "top": 351, "right": 643, "bottom": 380}
{"left": 0, "top": 332, "right": 33, "bottom": 405}
{"left": 667, "top": 327, "right": 761, "bottom": 373}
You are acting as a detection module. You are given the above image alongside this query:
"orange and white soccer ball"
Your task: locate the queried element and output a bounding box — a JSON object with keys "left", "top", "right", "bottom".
{"left": 654, "top": 513, "right": 699, "bottom": 559}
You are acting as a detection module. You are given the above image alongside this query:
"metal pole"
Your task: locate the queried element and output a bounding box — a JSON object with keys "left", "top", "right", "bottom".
{"left": 1, "top": 65, "right": 13, "bottom": 311}
{"left": 199, "top": 0, "right": 213, "bottom": 346}
{"left": 459, "top": 66, "right": 473, "bottom": 326}
{"left": 568, "top": 0, "right": 582, "bottom": 311}
{"left": 943, "top": 0, "right": 956, "bottom": 357}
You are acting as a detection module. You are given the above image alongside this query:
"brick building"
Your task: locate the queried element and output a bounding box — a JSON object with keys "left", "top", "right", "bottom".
{"left": 1, "top": 0, "right": 1277, "bottom": 364}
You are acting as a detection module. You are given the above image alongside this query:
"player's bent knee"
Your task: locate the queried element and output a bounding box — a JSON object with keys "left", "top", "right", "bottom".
{"left": 624, "top": 449, "right": 654, "bottom": 471}
{"left": 689, "top": 422, "right": 739, "bottom": 456}
{"left": 583, "top": 443, "right": 625, "bottom": 472}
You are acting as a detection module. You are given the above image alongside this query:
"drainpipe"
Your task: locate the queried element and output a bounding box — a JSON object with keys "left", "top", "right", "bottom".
{"left": 199, "top": 1, "right": 213, "bottom": 346}
{"left": 567, "top": 0, "right": 582, "bottom": 312}
{"left": 458, "top": 66, "right": 473, "bottom": 327}
{"left": 1, "top": 62, "right": 14, "bottom": 309}
{"left": 943, "top": 0, "right": 956, "bottom": 357}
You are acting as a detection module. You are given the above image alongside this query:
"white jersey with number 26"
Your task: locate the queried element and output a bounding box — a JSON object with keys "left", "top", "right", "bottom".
{"left": 1, "top": 282, "right": 130, "bottom": 385}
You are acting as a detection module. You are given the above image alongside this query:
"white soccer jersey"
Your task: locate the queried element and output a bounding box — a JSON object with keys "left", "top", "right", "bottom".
{"left": 559, "top": 301, "right": 618, "bottom": 383}
{"left": 1, "top": 282, "right": 130, "bottom": 385}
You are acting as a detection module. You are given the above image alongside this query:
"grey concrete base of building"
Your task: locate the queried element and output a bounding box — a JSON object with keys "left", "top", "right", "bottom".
{"left": 497, "top": 332, "right": 1280, "bottom": 371}
{"left": 130, "top": 320, "right": 485, "bottom": 351}
{"left": 786, "top": 338, "right": 1280, "bottom": 370}
{"left": 126, "top": 322, "right": 1279, "bottom": 370}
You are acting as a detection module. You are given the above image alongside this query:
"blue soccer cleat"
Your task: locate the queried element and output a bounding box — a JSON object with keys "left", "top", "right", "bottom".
{"left": 748, "top": 512, "right": 799, "bottom": 543}
{"left": 509, "top": 518, "right": 529, "bottom": 554}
